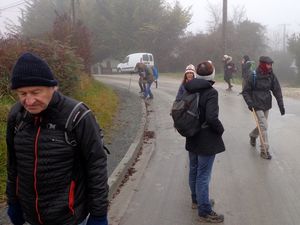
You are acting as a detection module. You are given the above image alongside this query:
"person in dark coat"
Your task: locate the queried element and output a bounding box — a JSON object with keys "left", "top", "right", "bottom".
{"left": 184, "top": 61, "right": 225, "bottom": 223}
{"left": 240, "top": 55, "right": 252, "bottom": 92}
{"left": 223, "top": 54, "right": 236, "bottom": 91}
{"left": 242, "top": 56, "right": 285, "bottom": 160}
{"left": 6, "top": 52, "right": 109, "bottom": 225}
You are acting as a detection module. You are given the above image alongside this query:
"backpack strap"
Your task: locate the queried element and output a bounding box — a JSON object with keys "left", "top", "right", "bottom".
{"left": 65, "top": 102, "right": 91, "bottom": 146}
{"left": 252, "top": 70, "right": 257, "bottom": 89}
{"left": 196, "top": 93, "right": 200, "bottom": 119}
{"left": 14, "top": 105, "right": 27, "bottom": 135}
{"left": 65, "top": 102, "right": 110, "bottom": 154}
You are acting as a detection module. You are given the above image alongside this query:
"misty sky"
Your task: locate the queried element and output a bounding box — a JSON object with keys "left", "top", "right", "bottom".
{"left": 1, "top": 0, "right": 300, "bottom": 34}
{"left": 168, "top": 0, "right": 300, "bottom": 34}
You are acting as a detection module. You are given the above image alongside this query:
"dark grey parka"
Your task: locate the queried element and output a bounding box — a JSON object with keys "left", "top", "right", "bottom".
{"left": 6, "top": 91, "right": 108, "bottom": 225}
{"left": 242, "top": 68, "right": 284, "bottom": 112}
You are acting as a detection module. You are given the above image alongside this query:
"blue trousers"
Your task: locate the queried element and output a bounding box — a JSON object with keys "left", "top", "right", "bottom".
{"left": 188, "top": 151, "right": 215, "bottom": 216}
{"left": 143, "top": 81, "right": 153, "bottom": 98}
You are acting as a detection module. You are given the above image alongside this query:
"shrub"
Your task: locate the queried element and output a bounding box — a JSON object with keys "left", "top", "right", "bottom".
{"left": 0, "top": 37, "right": 84, "bottom": 97}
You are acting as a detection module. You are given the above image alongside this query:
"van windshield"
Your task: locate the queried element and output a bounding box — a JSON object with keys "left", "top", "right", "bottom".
{"left": 123, "top": 56, "right": 129, "bottom": 63}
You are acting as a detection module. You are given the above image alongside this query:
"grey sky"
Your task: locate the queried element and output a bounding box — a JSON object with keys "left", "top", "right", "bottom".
{"left": 1, "top": 0, "right": 300, "bottom": 34}
{"left": 168, "top": 0, "right": 300, "bottom": 34}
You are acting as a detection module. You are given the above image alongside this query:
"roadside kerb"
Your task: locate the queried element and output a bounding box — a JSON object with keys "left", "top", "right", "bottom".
{"left": 108, "top": 100, "right": 147, "bottom": 200}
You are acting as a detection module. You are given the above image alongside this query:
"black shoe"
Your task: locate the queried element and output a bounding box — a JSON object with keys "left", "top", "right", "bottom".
{"left": 261, "top": 151, "right": 272, "bottom": 160}
{"left": 250, "top": 136, "right": 256, "bottom": 147}
{"left": 199, "top": 210, "right": 224, "bottom": 223}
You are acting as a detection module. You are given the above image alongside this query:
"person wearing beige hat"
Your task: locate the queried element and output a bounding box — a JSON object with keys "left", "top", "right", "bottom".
{"left": 175, "top": 64, "right": 196, "bottom": 100}
{"left": 223, "top": 54, "right": 236, "bottom": 91}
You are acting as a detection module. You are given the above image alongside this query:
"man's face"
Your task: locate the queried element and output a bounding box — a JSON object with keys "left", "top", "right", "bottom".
{"left": 16, "top": 86, "right": 55, "bottom": 114}
{"left": 266, "top": 63, "right": 272, "bottom": 69}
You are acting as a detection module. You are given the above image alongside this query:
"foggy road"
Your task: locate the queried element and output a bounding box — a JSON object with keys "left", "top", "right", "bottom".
{"left": 96, "top": 74, "right": 300, "bottom": 225}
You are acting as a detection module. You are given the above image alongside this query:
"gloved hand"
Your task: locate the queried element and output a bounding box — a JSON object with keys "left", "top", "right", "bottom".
{"left": 86, "top": 215, "right": 108, "bottom": 225}
{"left": 279, "top": 106, "right": 285, "bottom": 115}
{"left": 7, "top": 202, "right": 25, "bottom": 225}
{"left": 248, "top": 105, "right": 254, "bottom": 111}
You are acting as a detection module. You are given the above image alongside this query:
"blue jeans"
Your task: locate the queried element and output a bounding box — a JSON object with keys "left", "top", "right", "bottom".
{"left": 188, "top": 152, "right": 215, "bottom": 216}
{"left": 144, "top": 81, "right": 153, "bottom": 98}
{"left": 78, "top": 217, "right": 88, "bottom": 225}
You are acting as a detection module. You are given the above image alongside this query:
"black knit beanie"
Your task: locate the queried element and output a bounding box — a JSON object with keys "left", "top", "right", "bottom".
{"left": 11, "top": 52, "right": 58, "bottom": 89}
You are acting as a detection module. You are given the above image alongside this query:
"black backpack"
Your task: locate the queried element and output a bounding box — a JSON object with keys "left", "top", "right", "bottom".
{"left": 171, "top": 92, "right": 201, "bottom": 137}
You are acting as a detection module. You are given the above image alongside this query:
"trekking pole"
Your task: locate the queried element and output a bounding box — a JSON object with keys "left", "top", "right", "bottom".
{"left": 128, "top": 73, "right": 132, "bottom": 90}
{"left": 251, "top": 108, "right": 268, "bottom": 155}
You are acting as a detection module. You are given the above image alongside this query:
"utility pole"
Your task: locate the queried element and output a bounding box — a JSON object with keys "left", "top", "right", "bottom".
{"left": 71, "top": 0, "right": 76, "bottom": 28}
{"left": 279, "top": 24, "right": 290, "bottom": 53}
{"left": 222, "top": 0, "right": 228, "bottom": 56}
{"left": 282, "top": 24, "right": 289, "bottom": 53}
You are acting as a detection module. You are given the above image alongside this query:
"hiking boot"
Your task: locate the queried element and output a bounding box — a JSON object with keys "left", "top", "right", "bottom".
{"left": 192, "top": 199, "right": 215, "bottom": 209}
{"left": 199, "top": 210, "right": 224, "bottom": 223}
{"left": 260, "top": 151, "right": 272, "bottom": 160}
{"left": 249, "top": 136, "right": 256, "bottom": 147}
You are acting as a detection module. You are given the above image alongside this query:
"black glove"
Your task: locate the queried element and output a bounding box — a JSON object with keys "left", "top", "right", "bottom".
{"left": 279, "top": 106, "right": 285, "bottom": 115}
{"left": 7, "top": 202, "right": 25, "bottom": 225}
{"left": 248, "top": 105, "right": 254, "bottom": 111}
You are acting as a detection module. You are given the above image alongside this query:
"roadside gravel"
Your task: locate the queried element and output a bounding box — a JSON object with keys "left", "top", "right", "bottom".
{"left": 105, "top": 85, "right": 143, "bottom": 176}
{"left": 0, "top": 86, "right": 143, "bottom": 225}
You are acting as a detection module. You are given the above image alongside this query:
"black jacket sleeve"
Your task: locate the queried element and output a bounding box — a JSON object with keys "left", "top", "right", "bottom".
{"left": 271, "top": 74, "right": 284, "bottom": 110}
{"left": 242, "top": 75, "right": 254, "bottom": 109}
{"left": 205, "top": 89, "right": 224, "bottom": 135}
{"left": 6, "top": 103, "right": 22, "bottom": 204}
{"left": 76, "top": 112, "right": 109, "bottom": 217}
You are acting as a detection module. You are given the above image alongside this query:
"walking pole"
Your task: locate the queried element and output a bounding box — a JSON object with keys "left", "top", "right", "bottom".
{"left": 128, "top": 72, "right": 132, "bottom": 90}
{"left": 251, "top": 108, "right": 268, "bottom": 155}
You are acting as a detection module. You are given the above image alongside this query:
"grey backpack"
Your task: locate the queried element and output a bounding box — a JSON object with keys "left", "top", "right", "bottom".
{"left": 171, "top": 92, "right": 201, "bottom": 137}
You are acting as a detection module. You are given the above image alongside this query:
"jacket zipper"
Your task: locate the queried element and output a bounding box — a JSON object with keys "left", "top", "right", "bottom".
{"left": 34, "top": 117, "right": 43, "bottom": 224}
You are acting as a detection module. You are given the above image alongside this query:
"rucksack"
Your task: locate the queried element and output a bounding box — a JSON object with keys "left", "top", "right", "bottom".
{"left": 14, "top": 102, "right": 110, "bottom": 153}
{"left": 171, "top": 92, "right": 202, "bottom": 137}
{"left": 248, "top": 61, "right": 257, "bottom": 88}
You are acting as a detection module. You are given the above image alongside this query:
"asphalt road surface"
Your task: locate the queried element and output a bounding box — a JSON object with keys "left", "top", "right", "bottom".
{"left": 97, "top": 74, "right": 300, "bottom": 225}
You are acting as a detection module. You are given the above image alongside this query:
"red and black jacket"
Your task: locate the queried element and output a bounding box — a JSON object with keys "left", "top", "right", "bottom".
{"left": 6, "top": 91, "right": 108, "bottom": 225}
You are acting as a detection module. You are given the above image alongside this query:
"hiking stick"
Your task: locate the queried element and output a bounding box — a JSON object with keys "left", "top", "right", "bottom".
{"left": 251, "top": 108, "right": 267, "bottom": 154}
{"left": 128, "top": 73, "right": 132, "bottom": 90}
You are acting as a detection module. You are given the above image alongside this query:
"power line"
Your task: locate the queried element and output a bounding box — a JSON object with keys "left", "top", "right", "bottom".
{"left": 0, "top": 1, "right": 26, "bottom": 12}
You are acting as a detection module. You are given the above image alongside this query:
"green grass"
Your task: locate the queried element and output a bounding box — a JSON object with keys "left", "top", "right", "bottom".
{"left": 0, "top": 76, "right": 118, "bottom": 203}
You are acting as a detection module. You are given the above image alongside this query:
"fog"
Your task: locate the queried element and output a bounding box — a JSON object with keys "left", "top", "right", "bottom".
{"left": 2, "top": 0, "right": 300, "bottom": 35}
{"left": 167, "top": 0, "right": 300, "bottom": 34}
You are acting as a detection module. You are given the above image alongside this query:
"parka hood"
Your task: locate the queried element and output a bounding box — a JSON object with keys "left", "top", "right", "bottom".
{"left": 184, "top": 78, "right": 214, "bottom": 93}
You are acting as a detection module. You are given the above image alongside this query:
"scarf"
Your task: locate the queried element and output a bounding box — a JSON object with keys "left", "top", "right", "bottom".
{"left": 259, "top": 62, "right": 272, "bottom": 75}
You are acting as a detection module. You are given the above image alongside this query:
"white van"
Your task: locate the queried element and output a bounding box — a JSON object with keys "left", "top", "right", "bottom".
{"left": 117, "top": 53, "right": 154, "bottom": 73}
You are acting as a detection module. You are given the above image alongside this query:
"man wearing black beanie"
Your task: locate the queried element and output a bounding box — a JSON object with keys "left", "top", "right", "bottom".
{"left": 6, "top": 52, "right": 109, "bottom": 225}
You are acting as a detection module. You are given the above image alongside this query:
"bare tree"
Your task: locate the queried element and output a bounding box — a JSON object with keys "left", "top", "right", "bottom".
{"left": 206, "top": 1, "right": 222, "bottom": 32}
{"left": 231, "top": 5, "right": 247, "bottom": 25}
